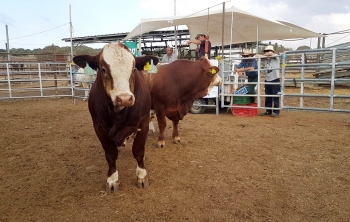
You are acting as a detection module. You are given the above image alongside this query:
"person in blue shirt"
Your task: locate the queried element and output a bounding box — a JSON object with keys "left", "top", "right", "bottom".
{"left": 234, "top": 49, "right": 258, "bottom": 103}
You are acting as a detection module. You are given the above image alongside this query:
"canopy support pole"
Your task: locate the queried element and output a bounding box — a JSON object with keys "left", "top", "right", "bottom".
{"left": 229, "top": 7, "right": 234, "bottom": 58}
{"left": 221, "top": 2, "right": 225, "bottom": 58}
{"left": 256, "top": 23, "right": 259, "bottom": 53}
{"left": 174, "top": 0, "right": 178, "bottom": 56}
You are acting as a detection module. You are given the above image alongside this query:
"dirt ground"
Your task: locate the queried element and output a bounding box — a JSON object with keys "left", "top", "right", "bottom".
{"left": 1, "top": 96, "right": 350, "bottom": 222}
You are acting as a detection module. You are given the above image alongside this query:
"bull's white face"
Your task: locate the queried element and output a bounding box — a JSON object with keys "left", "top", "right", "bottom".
{"left": 101, "top": 43, "right": 135, "bottom": 112}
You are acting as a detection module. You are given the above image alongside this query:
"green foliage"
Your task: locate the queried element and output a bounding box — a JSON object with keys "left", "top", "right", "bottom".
{"left": 75, "top": 45, "right": 101, "bottom": 55}
{"left": 276, "top": 44, "right": 293, "bottom": 53}
{"left": 5, "top": 45, "right": 102, "bottom": 56}
{"left": 297, "top": 45, "right": 311, "bottom": 50}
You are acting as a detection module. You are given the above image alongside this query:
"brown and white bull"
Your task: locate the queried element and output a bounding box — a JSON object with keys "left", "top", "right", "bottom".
{"left": 73, "top": 42, "right": 158, "bottom": 192}
{"left": 147, "top": 57, "right": 222, "bottom": 147}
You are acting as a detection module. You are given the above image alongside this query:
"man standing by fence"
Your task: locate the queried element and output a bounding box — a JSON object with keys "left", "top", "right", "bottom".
{"left": 257, "top": 45, "right": 281, "bottom": 117}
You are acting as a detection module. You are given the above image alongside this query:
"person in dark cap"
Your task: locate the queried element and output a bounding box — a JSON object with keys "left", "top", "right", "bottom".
{"left": 188, "top": 34, "right": 211, "bottom": 60}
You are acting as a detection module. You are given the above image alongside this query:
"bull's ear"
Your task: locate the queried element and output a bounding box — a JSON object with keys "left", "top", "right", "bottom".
{"left": 73, "top": 54, "right": 100, "bottom": 70}
{"left": 210, "top": 66, "right": 220, "bottom": 74}
{"left": 73, "top": 55, "right": 88, "bottom": 68}
{"left": 135, "top": 56, "right": 159, "bottom": 70}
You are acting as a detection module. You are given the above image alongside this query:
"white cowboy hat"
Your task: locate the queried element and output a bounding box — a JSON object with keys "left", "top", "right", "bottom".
{"left": 264, "top": 45, "right": 275, "bottom": 52}
{"left": 241, "top": 49, "right": 253, "bottom": 56}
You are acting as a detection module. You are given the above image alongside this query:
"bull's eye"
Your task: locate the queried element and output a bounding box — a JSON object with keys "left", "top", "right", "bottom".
{"left": 101, "top": 67, "right": 108, "bottom": 78}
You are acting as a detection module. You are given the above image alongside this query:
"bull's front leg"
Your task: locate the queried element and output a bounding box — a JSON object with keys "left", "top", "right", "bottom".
{"left": 132, "top": 117, "right": 150, "bottom": 189}
{"left": 103, "top": 141, "right": 120, "bottom": 193}
{"left": 172, "top": 120, "right": 181, "bottom": 144}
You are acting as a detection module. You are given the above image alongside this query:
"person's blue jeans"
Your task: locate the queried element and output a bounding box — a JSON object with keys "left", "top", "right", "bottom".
{"left": 264, "top": 78, "right": 280, "bottom": 114}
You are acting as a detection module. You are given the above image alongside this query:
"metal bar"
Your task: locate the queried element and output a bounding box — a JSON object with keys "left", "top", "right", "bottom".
{"left": 329, "top": 49, "right": 336, "bottom": 110}
{"left": 221, "top": 2, "right": 225, "bottom": 58}
{"left": 300, "top": 53, "right": 305, "bottom": 107}
{"left": 283, "top": 94, "right": 350, "bottom": 98}
{"left": 257, "top": 57, "right": 262, "bottom": 107}
{"left": 6, "top": 63, "right": 12, "bottom": 98}
{"left": 69, "top": 64, "right": 74, "bottom": 104}
{"left": 283, "top": 106, "right": 350, "bottom": 113}
{"left": 0, "top": 95, "right": 72, "bottom": 100}
{"left": 6, "top": 25, "right": 10, "bottom": 61}
{"left": 38, "top": 63, "right": 43, "bottom": 97}
{"left": 285, "top": 48, "right": 350, "bottom": 54}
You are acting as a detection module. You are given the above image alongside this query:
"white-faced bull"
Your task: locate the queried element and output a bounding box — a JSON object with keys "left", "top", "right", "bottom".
{"left": 73, "top": 42, "right": 158, "bottom": 192}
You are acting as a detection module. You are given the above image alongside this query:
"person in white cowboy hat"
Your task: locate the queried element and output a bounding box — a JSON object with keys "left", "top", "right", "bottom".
{"left": 256, "top": 45, "right": 281, "bottom": 117}
{"left": 234, "top": 49, "right": 258, "bottom": 103}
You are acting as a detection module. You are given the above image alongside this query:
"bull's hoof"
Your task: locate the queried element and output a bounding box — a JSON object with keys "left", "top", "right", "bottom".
{"left": 157, "top": 141, "right": 165, "bottom": 148}
{"left": 137, "top": 177, "right": 149, "bottom": 189}
{"left": 173, "top": 136, "right": 181, "bottom": 144}
{"left": 173, "top": 139, "right": 181, "bottom": 144}
{"left": 106, "top": 181, "right": 120, "bottom": 193}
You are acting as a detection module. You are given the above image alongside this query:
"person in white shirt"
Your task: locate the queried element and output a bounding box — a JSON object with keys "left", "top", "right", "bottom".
{"left": 161, "top": 47, "right": 177, "bottom": 63}
{"left": 256, "top": 45, "right": 281, "bottom": 117}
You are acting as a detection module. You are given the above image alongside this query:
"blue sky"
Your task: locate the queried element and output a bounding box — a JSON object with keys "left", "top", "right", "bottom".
{"left": 1, "top": 0, "right": 349, "bottom": 50}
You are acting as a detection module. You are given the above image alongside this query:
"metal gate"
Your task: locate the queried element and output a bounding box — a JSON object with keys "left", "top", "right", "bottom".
{"left": 218, "top": 47, "right": 350, "bottom": 114}
{"left": 0, "top": 62, "right": 94, "bottom": 102}
{"left": 1, "top": 49, "right": 350, "bottom": 114}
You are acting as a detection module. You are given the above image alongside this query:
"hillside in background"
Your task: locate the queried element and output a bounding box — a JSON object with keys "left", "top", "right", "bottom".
{"left": 0, "top": 45, "right": 101, "bottom": 56}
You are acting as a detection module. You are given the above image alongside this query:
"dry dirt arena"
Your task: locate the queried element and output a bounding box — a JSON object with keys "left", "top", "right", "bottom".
{"left": 1, "top": 95, "right": 350, "bottom": 222}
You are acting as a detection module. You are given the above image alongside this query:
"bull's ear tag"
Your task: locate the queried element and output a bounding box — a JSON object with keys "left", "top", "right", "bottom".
{"left": 211, "top": 69, "right": 217, "bottom": 75}
{"left": 149, "top": 59, "right": 158, "bottom": 73}
{"left": 84, "top": 62, "right": 95, "bottom": 76}
{"left": 143, "top": 61, "right": 150, "bottom": 71}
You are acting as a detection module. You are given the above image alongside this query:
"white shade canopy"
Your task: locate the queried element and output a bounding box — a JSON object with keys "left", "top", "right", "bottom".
{"left": 124, "top": 5, "right": 322, "bottom": 46}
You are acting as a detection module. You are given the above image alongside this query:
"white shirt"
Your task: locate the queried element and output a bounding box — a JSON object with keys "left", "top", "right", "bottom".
{"left": 264, "top": 54, "right": 280, "bottom": 81}
{"left": 162, "top": 53, "right": 177, "bottom": 63}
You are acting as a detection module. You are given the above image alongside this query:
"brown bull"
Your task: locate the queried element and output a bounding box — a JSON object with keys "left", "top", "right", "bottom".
{"left": 146, "top": 57, "right": 222, "bottom": 147}
{"left": 73, "top": 43, "right": 158, "bottom": 192}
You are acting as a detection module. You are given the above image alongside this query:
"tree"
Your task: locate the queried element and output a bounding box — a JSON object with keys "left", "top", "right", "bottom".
{"left": 297, "top": 45, "right": 310, "bottom": 50}
{"left": 74, "top": 45, "right": 101, "bottom": 55}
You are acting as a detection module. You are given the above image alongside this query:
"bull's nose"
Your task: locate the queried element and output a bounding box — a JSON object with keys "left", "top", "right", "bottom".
{"left": 116, "top": 95, "right": 134, "bottom": 106}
